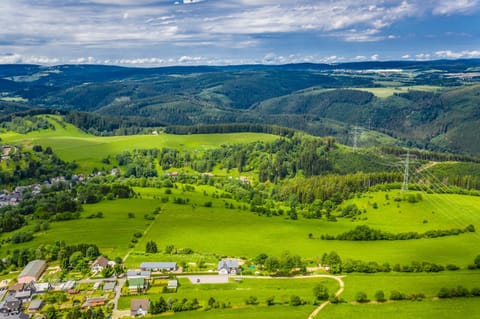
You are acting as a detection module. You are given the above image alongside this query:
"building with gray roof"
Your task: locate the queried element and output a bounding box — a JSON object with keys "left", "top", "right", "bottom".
{"left": 18, "top": 260, "right": 46, "bottom": 284}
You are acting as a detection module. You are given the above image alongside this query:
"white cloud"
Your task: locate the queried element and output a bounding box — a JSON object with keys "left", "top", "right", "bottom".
{"left": 402, "top": 54, "right": 410, "bottom": 59}
{"left": 0, "top": 53, "right": 60, "bottom": 64}
{"left": 415, "top": 53, "right": 431, "bottom": 60}
{"left": 435, "top": 49, "right": 480, "bottom": 58}
{"left": 370, "top": 54, "right": 379, "bottom": 60}
{"left": 432, "top": 0, "right": 478, "bottom": 15}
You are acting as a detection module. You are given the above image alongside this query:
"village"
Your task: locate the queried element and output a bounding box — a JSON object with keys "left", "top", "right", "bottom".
{"left": 0, "top": 256, "right": 243, "bottom": 319}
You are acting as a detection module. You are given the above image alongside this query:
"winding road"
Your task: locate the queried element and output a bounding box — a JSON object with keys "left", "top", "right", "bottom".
{"left": 307, "top": 275, "right": 345, "bottom": 319}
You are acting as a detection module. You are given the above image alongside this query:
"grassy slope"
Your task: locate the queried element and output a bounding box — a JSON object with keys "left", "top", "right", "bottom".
{"left": 0, "top": 115, "right": 279, "bottom": 172}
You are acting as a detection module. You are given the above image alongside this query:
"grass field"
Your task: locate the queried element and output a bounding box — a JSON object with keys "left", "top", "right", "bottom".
{"left": 3, "top": 186, "right": 479, "bottom": 268}
{"left": 321, "top": 298, "right": 480, "bottom": 319}
{"left": 0, "top": 115, "right": 279, "bottom": 171}
{"left": 118, "top": 276, "right": 339, "bottom": 318}
{"left": 341, "top": 271, "right": 480, "bottom": 301}
{"left": 353, "top": 85, "right": 441, "bottom": 98}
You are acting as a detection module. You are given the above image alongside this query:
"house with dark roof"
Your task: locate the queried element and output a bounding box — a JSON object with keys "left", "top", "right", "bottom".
{"left": 18, "top": 260, "right": 46, "bottom": 284}
{"left": 91, "top": 256, "right": 109, "bottom": 273}
{"left": 140, "top": 262, "right": 176, "bottom": 272}
{"left": 0, "top": 296, "right": 21, "bottom": 316}
{"left": 217, "top": 259, "right": 239, "bottom": 275}
{"left": 130, "top": 299, "right": 149, "bottom": 317}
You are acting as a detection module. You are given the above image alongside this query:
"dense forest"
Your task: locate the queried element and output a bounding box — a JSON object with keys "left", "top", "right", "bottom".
{"left": 2, "top": 60, "right": 480, "bottom": 154}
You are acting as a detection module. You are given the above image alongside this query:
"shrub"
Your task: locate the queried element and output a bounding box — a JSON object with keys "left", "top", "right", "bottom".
{"left": 245, "top": 296, "right": 258, "bottom": 305}
{"left": 290, "top": 295, "right": 303, "bottom": 306}
{"left": 356, "top": 291, "right": 369, "bottom": 303}
{"left": 375, "top": 290, "right": 386, "bottom": 302}
{"left": 390, "top": 290, "right": 405, "bottom": 300}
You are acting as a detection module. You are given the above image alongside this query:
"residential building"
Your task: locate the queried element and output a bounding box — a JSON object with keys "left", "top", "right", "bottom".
{"left": 217, "top": 259, "right": 239, "bottom": 275}
{"left": 130, "top": 299, "right": 149, "bottom": 317}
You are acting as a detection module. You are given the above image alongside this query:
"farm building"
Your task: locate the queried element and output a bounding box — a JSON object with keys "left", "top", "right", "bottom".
{"left": 130, "top": 299, "right": 149, "bottom": 317}
{"left": 217, "top": 259, "right": 239, "bottom": 275}
{"left": 18, "top": 260, "right": 46, "bottom": 284}
{"left": 139, "top": 262, "right": 176, "bottom": 272}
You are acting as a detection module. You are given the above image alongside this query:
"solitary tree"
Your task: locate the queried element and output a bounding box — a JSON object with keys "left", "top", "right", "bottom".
{"left": 313, "top": 284, "right": 329, "bottom": 301}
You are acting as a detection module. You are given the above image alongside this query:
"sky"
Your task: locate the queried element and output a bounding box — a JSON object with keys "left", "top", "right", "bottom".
{"left": 0, "top": 0, "right": 479, "bottom": 66}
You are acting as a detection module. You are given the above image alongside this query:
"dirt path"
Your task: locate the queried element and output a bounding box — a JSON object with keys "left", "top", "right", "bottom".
{"left": 416, "top": 161, "right": 441, "bottom": 173}
{"left": 307, "top": 275, "right": 345, "bottom": 319}
{"left": 122, "top": 213, "right": 159, "bottom": 263}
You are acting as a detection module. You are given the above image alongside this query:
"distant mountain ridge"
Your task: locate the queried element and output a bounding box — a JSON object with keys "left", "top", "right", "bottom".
{"left": 1, "top": 59, "right": 480, "bottom": 154}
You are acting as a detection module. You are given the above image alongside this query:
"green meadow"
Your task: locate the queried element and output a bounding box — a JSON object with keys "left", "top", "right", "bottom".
{"left": 353, "top": 85, "right": 442, "bottom": 98}
{"left": 118, "top": 276, "right": 339, "bottom": 318}
{"left": 321, "top": 299, "right": 480, "bottom": 319}
{"left": 0, "top": 115, "right": 279, "bottom": 171}
{"left": 2, "top": 185, "right": 479, "bottom": 268}
{"left": 341, "top": 271, "right": 480, "bottom": 301}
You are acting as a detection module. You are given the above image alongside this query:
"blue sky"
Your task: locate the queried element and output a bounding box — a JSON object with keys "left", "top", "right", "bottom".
{"left": 0, "top": 0, "right": 479, "bottom": 66}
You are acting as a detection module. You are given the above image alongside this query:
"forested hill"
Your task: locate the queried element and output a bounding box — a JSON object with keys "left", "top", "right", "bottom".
{"left": 1, "top": 59, "right": 480, "bottom": 154}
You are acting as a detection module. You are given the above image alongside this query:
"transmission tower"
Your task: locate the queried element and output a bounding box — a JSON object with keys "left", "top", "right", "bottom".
{"left": 401, "top": 151, "right": 410, "bottom": 191}
{"left": 350, "top": 126, "right": 362, "bottom": 152}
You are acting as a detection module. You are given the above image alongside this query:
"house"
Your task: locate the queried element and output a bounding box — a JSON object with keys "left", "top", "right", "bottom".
{"left": 167, "top": 280, "right": 178, "bottom": 290}
{"left": 91, "top": 256, "right": 109, "bottom": 272}
{"left": 28, "top": 299, "right": 43, "bottom": 312}
{"left": 82, "top": 297, "right": 106, "bottom": 309}
{"left": 130, "top": 299, "right": 149, "bottom": 317}
{"left": 18, "top": 260, "right": 47, "bottom": 284}
{"left": 139, "top": 262, "right": 176, "bottom": 272}
{"left": 217, "top": 259, "right": 239, "bottom": 275}
{"left": 14, "top": 290, "right": 32, "bottom": 302}
{"left": 33, "top": 283, "right": 51, "bottom": 293}
{"left": 127, "top": 278, "right": 147, "bottom": 293}
{"left": 0, "top": 296, "right": 21, "bottom": 315}
{"left": 8, "top": 283, "right": 24, "bottom": 293}
{"left": 59, "top": 281, "right": 76, "bottom": 291}
{"left": 103, "top": 281, "right": 116, "bottom": 292}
